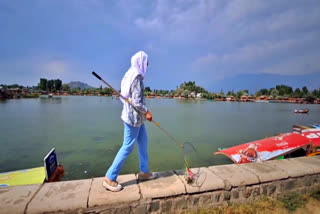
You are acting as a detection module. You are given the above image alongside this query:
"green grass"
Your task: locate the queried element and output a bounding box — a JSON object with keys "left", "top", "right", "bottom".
{"left": 23, "top": 94, "right": 39, "bottom": 98}
{"left": 189, "top": 191, "right": 320, "bottom": 214}
{"left": 280, "top": 193, "right": 307, "bottom": 212}
{"left": 310, "top": 190, "right": 320, "bottom": 201}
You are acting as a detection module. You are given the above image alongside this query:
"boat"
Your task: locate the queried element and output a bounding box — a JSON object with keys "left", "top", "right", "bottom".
{"left": 294, "top": 108, "right": 309, "bottom": 113}
{"left": 48, "top": 93, "right": 53, "bottom": 98}
{"left": 0, "top": 148, "right": 64, "bottom": 187}
{"left": 310, "top": 124, "right": 320, "bottom": 128}
{"left": 214, "top": 125, "right": 320, "bottom": 164}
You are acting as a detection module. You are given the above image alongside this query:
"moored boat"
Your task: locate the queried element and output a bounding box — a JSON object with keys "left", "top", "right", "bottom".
{"left": 214, "top": 124, "right": 320, "bottom": 163}
{"left": 294, "top": 108, "right": 309, "bottom": 113}
{"left": 0, "top": 148, "right": 64, "bottom": 187}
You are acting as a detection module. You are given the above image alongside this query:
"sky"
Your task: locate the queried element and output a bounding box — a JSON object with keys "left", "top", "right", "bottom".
{"left": 0, "top": 0, "right": 319, "bottom": 93}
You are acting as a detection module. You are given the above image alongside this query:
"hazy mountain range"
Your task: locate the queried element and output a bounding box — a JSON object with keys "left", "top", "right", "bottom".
{"left": 67, "top": 81, "right": 95, "bottom": 90}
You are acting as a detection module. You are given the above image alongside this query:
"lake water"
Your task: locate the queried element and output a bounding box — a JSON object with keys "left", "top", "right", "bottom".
{"left": 0, "top": 96, "right": 319, "bottom": 180}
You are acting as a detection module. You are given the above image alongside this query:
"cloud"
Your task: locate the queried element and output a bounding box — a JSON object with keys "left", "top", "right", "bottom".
{"left": 1, "top": 0, "right": 319, "bottom": 88}
{"left": 0, "top": 54, "right": 82, "bottom": 85}
{"left": 193, "top": 31, "right": 320, "bottom": 77}
{"left": 41, "top": 60, "right": 72, "bottom": 78}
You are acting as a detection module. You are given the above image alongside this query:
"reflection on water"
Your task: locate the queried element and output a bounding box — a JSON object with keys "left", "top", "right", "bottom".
{"left": 0, "top": 96, "right": 319, "bottom": 180}
{"left": 39, "top": 96, "right": 62, "bottom": 104}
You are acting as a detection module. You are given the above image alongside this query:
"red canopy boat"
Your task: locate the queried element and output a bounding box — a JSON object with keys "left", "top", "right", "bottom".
{"left": 214, "top": 127, "right": 320, "bottom": 164}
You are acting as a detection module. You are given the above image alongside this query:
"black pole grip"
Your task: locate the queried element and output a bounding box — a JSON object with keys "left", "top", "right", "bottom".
{"left": 92, "top": 71, "right": 102, "bottom": 80}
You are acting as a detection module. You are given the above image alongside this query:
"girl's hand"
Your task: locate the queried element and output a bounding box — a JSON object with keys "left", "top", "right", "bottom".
{"left": 146, "top": 111, "right": 152, "bottom": 121}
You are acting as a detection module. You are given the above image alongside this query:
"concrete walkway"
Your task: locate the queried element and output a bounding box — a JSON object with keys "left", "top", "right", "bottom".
{"left": 1, "top": 156, "right": 320, "bottom": 214}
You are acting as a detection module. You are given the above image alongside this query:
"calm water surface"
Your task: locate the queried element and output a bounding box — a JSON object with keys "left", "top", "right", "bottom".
{"left": 0, "top": 96, "right": 319, "bottom": 180}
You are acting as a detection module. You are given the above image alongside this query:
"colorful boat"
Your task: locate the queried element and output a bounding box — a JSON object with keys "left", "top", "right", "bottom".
{"left": 0, "top": 167, "right": 45, "bottom": 187}
{"left": 294, "top": 108, "right": 309, "bottom": 113}
{"left": 214, "top": 125, "right": 320, "bottom": 164}
{"left": 0, "top": 148, "right": 64, "bottom": 187}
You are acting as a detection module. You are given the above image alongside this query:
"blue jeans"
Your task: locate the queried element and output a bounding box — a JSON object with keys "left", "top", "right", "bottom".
{"left": 106, "top": 122, "right": 149, "bottom": 181}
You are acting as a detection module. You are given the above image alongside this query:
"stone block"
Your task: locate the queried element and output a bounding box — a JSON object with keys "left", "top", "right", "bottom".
{"left": 239, "top": 162, "right": 288, "bottom": 183}
{"left": 160, "top": 199, "right": 172, "bottom": 213}
{"left": 231, "top": 189, "right": 239, "bottom": 200}
{"left": 88, "top": 174, "right": 140, "bottom": 207}
{"left": 175, "top": 167, "right": 225, "bottom": 194}
{"left": 115, "top": 206, "right": 132, "bottom": 214}
{"left": 265, "top": 159, "right": 314, "bottom": 177}
{"left": 0, "top": 184, "right": 41, "bottom": 214}
{"left": 212, "top": 191, "right": 222, "bottom": 203}
{"left": 289, "top": 157, "right": 320, "bottom": 174}
{"left": 135, "top": 204, "right": 147, "bottom": 214}
{"left": 199, "top": 193, "right": 212, "bottom": 206}
{"left": 150, "top": 200, "right": 160, "bottom": 212}
{"left": 189, "top": 195, "right": 200, "bottom": 207}
{"left": 138, "top": 171, "right": 185, "bottom": 199}
{"left": 27, "top": 179, "right": 91, "bottom": 214}
{"left": 223, "top": 191, "right": 231, "bottom": 201}
{"left": 174, "top": 196, "right": 187, "bottom": 210}
{"left": 208, "top": 164, "right": 260, "bottom": 187}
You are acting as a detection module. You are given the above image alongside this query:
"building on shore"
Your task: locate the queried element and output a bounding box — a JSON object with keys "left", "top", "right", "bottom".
{"left": 226, "top": 96, "right": 236, "bottom": 101}
{"left": 240, "top": 95, "right": 254, "bottom": 102}
{"left": 0, "top": 87, "right": 8, "bottom": 99}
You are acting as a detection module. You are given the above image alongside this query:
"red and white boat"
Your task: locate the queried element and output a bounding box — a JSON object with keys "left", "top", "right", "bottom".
{"left": 214, "top": 125, "right": 320, "bottom": 164}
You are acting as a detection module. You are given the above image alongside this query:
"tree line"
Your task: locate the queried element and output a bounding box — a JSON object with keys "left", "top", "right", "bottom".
{"left": 38, "top": 78, "right": 62, "bottom": 92}
{"left": 2, "top": 79, "right": 319, "bottom": 100}
{"left": 145, "top": 82, "right": 320, "bottom": 100}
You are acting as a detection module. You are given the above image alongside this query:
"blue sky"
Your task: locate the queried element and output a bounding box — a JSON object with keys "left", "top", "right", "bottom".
{"left": 0, "top": 0, "right": 319, "bottom": 93}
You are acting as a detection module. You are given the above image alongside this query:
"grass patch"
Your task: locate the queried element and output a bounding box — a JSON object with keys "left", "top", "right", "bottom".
{"left": 310, "top": 190, "right": 320, "bottom": 201}
{"left": 189, "top": 192, "right": 319, "bottom": 214}
{"left": 189, "top": 197, "right": 286, "bottom": 214}
{"left": 23, "top": 93, "right": 39, "bottom": 98}
{"left": 280, "top": 193, "right": 307, "bottom": 212}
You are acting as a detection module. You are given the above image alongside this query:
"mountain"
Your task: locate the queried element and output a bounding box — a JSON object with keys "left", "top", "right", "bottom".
{"left": 67, "top": 81, "right": 95, "bottom": 90}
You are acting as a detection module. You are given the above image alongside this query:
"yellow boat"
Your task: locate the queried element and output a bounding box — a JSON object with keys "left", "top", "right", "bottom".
{"left": 0, "top": 167, "right": 46, "bottom": 187}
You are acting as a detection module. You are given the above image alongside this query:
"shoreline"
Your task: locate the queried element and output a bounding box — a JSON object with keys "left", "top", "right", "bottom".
{"left": 2, "top": 94, "right": 319, "bottom": 105}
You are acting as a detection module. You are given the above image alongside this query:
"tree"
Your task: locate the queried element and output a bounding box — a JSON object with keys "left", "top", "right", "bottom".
{"left": 259, "top": 88, "right": 269, "bottom": 96}
{"left": 236, "top": 90, "right": 245, "bottom": 99}
{"left": 62, "top": 84, "right": 70, "bottom": 91}
{"left": 38, "top": 78, "right": 47, "bottom": 90}
{"left": 54, "top": 79, "right": 62, "bottom": 91}
{"left": 312, "top": 89, "right": 319, "bottom": 98}
{"left": 302, "top": 86, "right": 309, "bottom": 95}
{"left": 276, "top": 85, "right": 293, "bottom": 96}
{"left": 293, "top": 88, "right": 302, "bottom": 98}
{"left": 182, "top": 89, "right": 190, "bottom": 98}
{"left": 145, "top": 87, "right": 151, "bottom": 92}
{"left": 270, "top": 88, "right": 279, "bottom": 97}
{"left": 47, "top": 80, "right": 54, "bottom": 92}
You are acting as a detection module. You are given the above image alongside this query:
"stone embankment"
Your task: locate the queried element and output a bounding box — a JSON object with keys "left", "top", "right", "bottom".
{"left": 1, "top": 156, "right": 320, "bottom": 214}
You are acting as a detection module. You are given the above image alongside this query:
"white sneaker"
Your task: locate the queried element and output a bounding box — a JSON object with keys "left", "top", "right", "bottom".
{"left": 102, "top": 180, "right": 122, "bottom": 192}
{"left": 138, "top": 172, "right": 156, "bottom": 181}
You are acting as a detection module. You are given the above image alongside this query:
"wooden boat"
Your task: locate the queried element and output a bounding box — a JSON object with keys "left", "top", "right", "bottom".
{"left": 0, "top": 148, "right": 64, "bottom": 187}
{"left": 214, "top": 125, "right": 320, "bottom": 164}
{"left": 294, "top": 108, "right": 309, "bottom": 113}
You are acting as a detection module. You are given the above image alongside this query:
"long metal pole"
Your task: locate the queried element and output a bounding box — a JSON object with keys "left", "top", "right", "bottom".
{"left": 92, "top": 71, "right": 184, "bottom": 148}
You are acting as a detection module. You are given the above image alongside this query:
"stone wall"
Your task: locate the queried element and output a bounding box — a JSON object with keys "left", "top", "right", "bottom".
{"left": 1, "top": 156, "right": 320, "bottom": 214}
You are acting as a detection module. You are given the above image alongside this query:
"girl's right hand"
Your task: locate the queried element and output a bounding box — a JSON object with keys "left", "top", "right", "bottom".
{"left": 146, "top": 111, "right": 152, "bottom": 121}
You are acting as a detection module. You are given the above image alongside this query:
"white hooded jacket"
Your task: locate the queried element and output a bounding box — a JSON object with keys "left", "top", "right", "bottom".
{"left": 120, "top": 51, "right": 148, "bottom": 127}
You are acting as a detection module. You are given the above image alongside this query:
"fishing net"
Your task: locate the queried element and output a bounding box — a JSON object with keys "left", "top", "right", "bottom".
{"left": 153, "top": 121, "right": 208, "bottom": 187}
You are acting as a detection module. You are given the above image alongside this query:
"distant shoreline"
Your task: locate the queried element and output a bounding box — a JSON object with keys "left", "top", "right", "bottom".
{"left": 2, "top": 92, "right": 318, "bottom": 105}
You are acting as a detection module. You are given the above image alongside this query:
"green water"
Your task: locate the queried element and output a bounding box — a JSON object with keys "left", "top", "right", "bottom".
{"left": 0, "top": 96, "right": 319, "bottom": 180}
